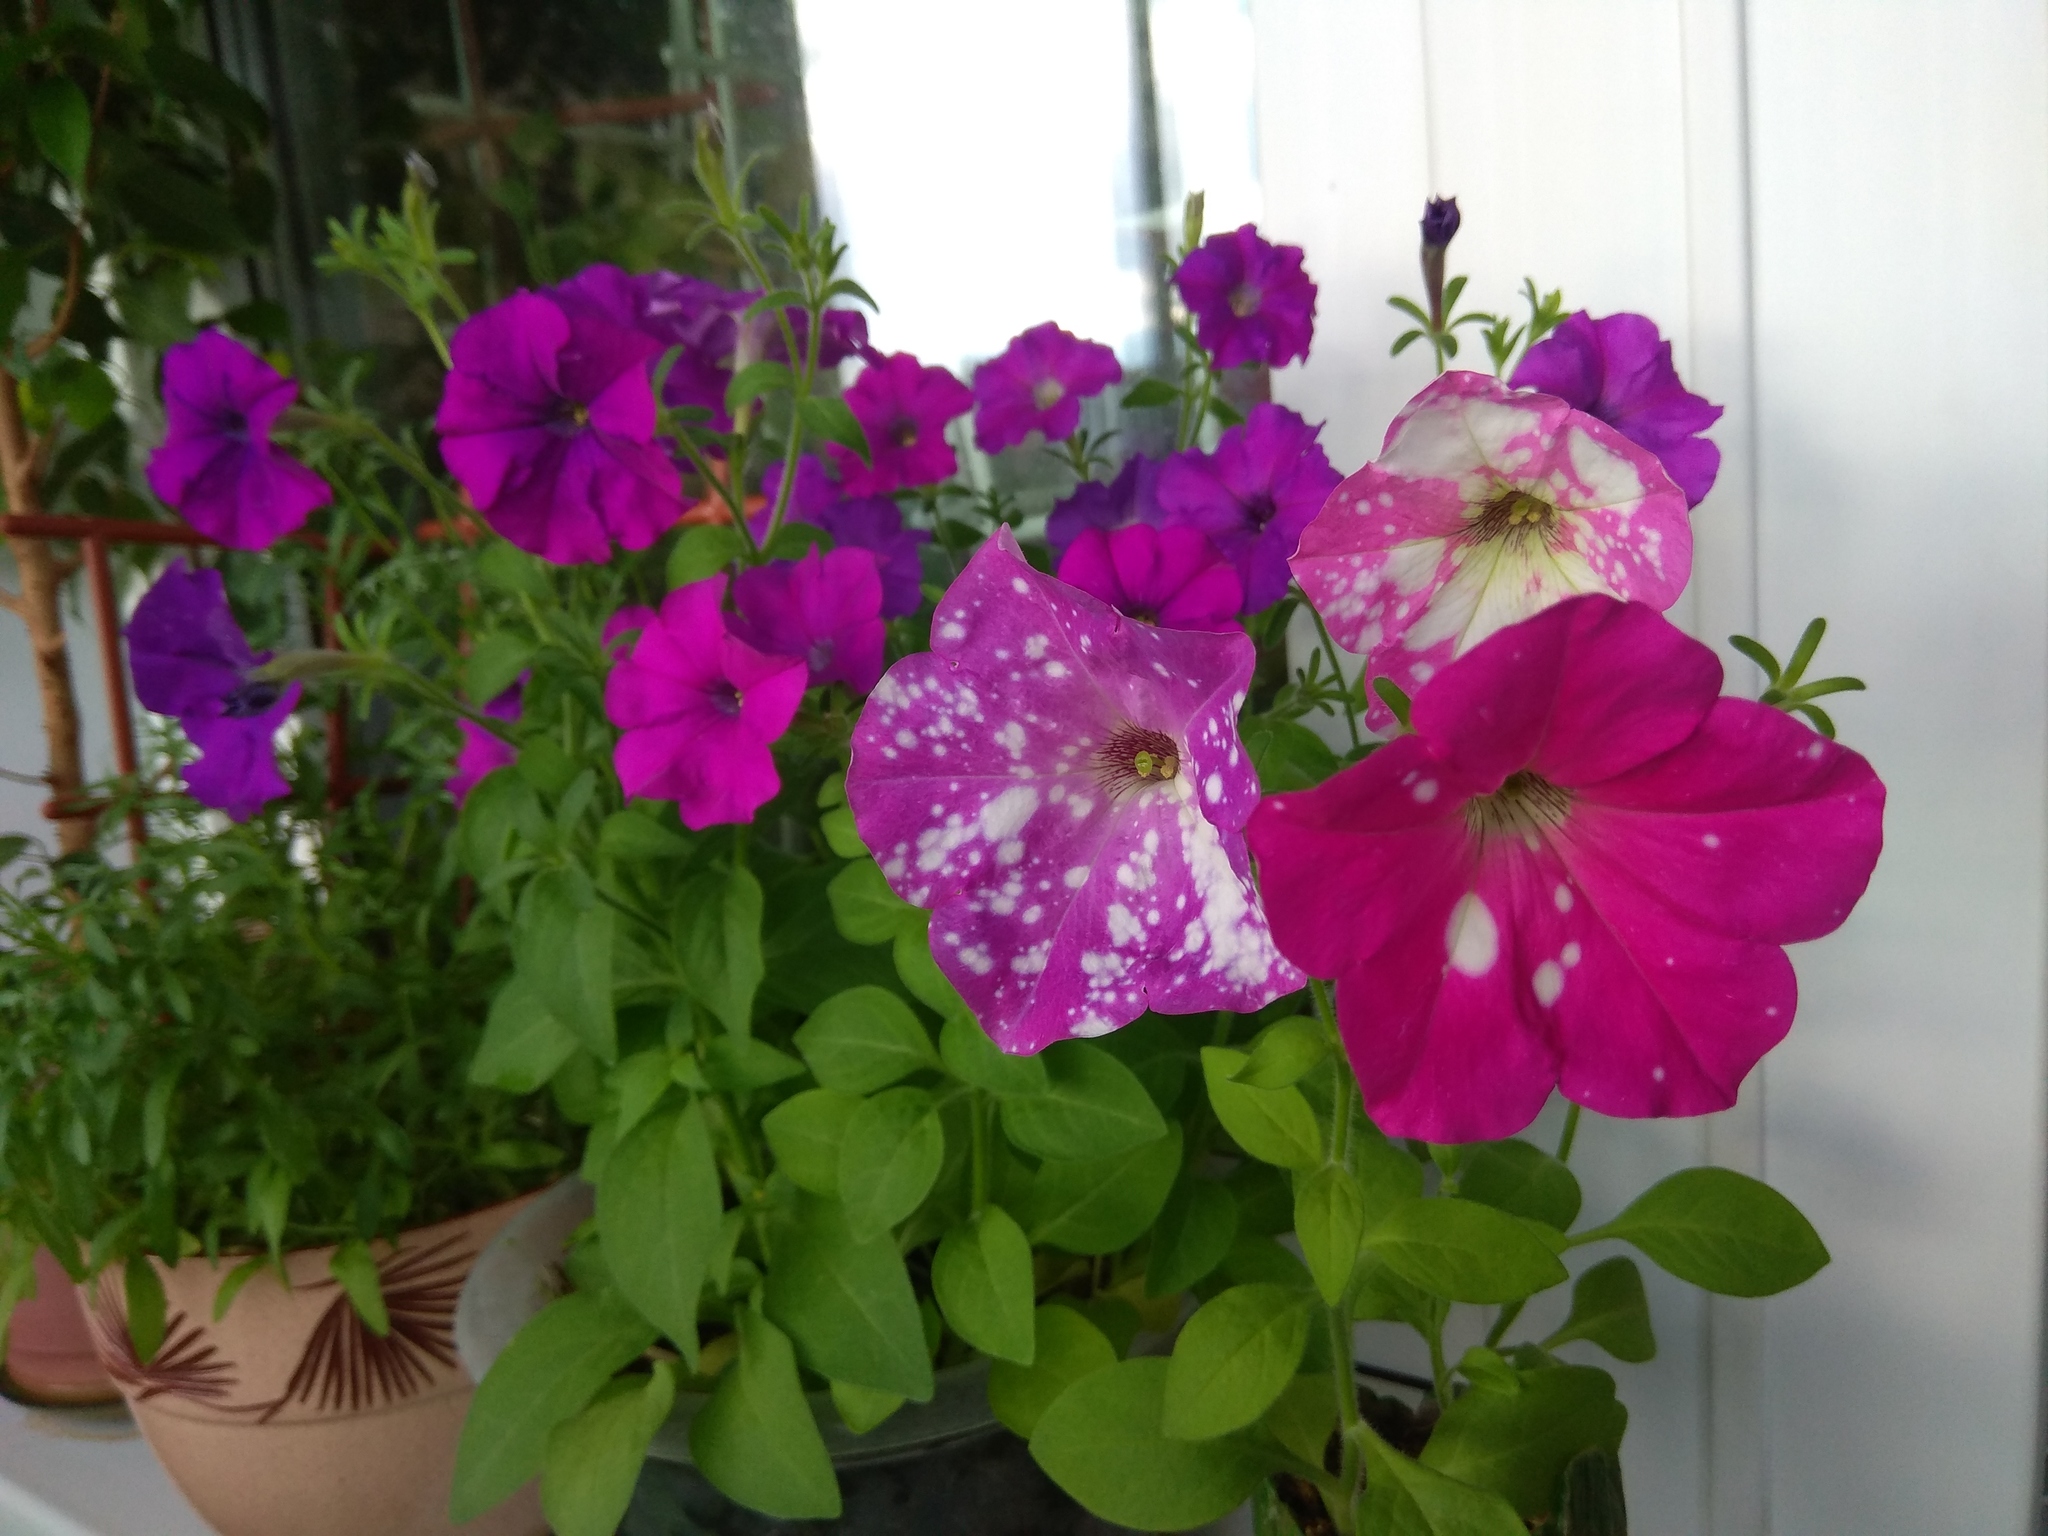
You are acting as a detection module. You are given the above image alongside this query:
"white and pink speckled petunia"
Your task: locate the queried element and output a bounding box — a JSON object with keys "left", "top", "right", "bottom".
{"left": 846, "top": 528, "right": 1301, "bottom": 1053}
{"left": 1291, "top": 371, "right": 1691, "bottom": 728}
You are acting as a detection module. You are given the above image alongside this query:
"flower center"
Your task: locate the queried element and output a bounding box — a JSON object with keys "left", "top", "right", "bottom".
{"left": 1245, "top": 492, "right": 1278, "bottom": 527}
{"left": 889, "top": 417, "right": 919, "bottom": 449}
{"left": 1466, "top": 489, "right": 1561, "bottom": 545}
{"left": 1464, "top": 770, "right": 1572, "bottom": 842}
{"left": 221, "top": 680, "right": 284, "bottom": 719}
{"left": 710, "top": 680, "right": 744, "bottom": 717}
{"left": 1228, "top": 283, "right": 1262, "bottom": 318}
{"left": 1032, "top": 376, "right": 1066, "bottom": 412}
{"left": 1092, "top": 722, "right": 1181, "bottom": 796}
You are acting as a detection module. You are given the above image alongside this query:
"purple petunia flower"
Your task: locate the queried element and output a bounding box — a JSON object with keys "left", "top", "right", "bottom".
{"left": 971, "top": 323, "right": 1123, "bottom": 454}
{"left": 846, "top": 529, "right": 1299, "bottom": 1052}
{"left": 1172, "top": 225, "right": 1318, "bottom": 371}
{"left": 449, "top": 685, "right": 521, "bottom": 803}
{"left": 824, "top": 353, "right": 974, "bottom": 497}
{"left": 436, "top": 287, "right": 684, "bottom": 565}
{"left": 1044, "top": 455, "right": 1167, "bottom": 558}
{"left": 145, "top": 330, "right": 332, "bottom": 551}
{"left": 756, "top": 456, "right": 931, "bottom": 619}
{"left": 731, "top": 545, "right": 888, "bottom": 694}
{"left": 1510, "top": 311, "right": 1725, "bottom": 508}
{"left": 125, "top": 559, "right": 300, "bottom": 821}
{"left": 1056, "top": 524, "right": 1242, "bottom": 632}
{"left": 604, "top": 577, "right": 808, "bottom": 828}
{"left": 617, "top": 270, "right": 752, "bottom": 427}
{"left": 1154, "top": 404, "right": 1342, "bottom": 612}
{"left": 602, "top": 605, "right": 660, "bottom": 656}
{"left": 767, "top": 306, "right": 873, "bottom": 370}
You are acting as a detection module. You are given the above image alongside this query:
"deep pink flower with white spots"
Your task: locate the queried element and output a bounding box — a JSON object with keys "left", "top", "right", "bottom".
{"left": 1248, "top": 596, "right": 1885, "bottom": 1142}
{"left": 1056, "top": 524, "right": 1242, "bottom": 631}
{"left": 731, "top": 545, "right": 888, "bottom": 694}
{"left": 846, "top": 529, "right": 1300, "bottom": 1053}
{"left": 825, "top": 352, "right": 973, "bottom": 496}
{"left": 605, "top": 577, "right": 808, "bottom": 828}
{"left": 1291, "top": 371, "right": 1689, "bottom": 728}
{"left": 971, "top": 323, "right": 1122, "bottom": 453}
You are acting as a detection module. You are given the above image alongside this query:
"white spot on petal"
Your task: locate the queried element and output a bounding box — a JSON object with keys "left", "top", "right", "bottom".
{"left": 1446, "top": 894, "right": 1499, "bottom": 977}
{"left": 1532, "top": 960, "right": 1565, "bottom": 1006}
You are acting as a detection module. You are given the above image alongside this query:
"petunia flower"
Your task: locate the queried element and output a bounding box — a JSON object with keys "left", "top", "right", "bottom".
{"left": 1172, "top": 224, "right": 1317, "bottom": 370}
{"left": 436, "top": 287, "right": 684, "bottom": 565}
{"left": 126, "top": 560, "right": 301, "bottom": 821}
{"left": 1291, "top": 370, "right": 1690, "bottom": 727}
{"left": 971, "top": 323, "right": 1123, "bottom": 454}
{"left": 730, "top": 545, "right": 888, "bottom": 694}
{"left": 846, "top": 528, "right": 1300, "bottom": 1053}
{"left": 1056, "top": 524, "right": 1242, "bottom": 631}
{"left": 1248, "top": 595, "right": 1885, "bottom": 1142}
{"left": 605, "top": 577, "right": 808, "bottom": 828}
{"left": 1044, "top": 454, "right": 1167, "bottom": 558}
{"left": 449, "top": 685, "right": 521, "bottom": 803}
{"left": 757, "top": 456, "right": 931, "bottom": 618}
{"left": 823, "top": 352, "right": 973, "bottom": 497}
{"left": 1511, "top": 310, "right": 1725, "bottom": 507}
{"left": 622, "top": 270, "right": 751, "bottom": 427}
{"left": 145, "top": 329, "right": 331, "bottom": 550}
{"left": 601, "top": 605, "right": 659, "bottom": 656}
{"left": 1155, "top": 403, "right": 1341, "bottom": 612}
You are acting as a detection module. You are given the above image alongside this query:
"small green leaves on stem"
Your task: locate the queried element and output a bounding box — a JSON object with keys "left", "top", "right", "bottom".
{"left": 1542, "top": 1256, "right": 1657, "bottom": 1363}
{"left": 1730, "top": 618, "right": 1865, "bottom": 738}
{"left": 329, "top": 1239, "right": 390, "bottom": 1337}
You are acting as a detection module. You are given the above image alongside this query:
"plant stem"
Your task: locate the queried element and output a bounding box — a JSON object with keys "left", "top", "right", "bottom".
{"left": 1556, "top": 1102, "right": 1582, "bottom": 1163}
{"left": 1306, "top": 600, "right": 1363, "bottom": 749}
{"left": 1426, "top": 1307, "right": 1453, "bottom": 1410}
{"left": 1483, "top": 1297, "right": 1525, "bottom": 1350}
{"left": 1326, "top": 1296, "right": 1363, "bottom": 1532}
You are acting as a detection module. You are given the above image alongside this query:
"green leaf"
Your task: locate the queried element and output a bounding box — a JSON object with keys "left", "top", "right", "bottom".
{"left": 1543, "top": 1256, "right": 1657, "bottom": 1363}
{"left": 761, "top": 1088, "right": 860, "bottom": 1197}
{"left": 1458, "top": 1139, "right": 1582, "bottom": 1231}
{"left": 701, "top": 1034, "right": 806, "bottom": 1092}
{"left": 328, "top": 1239, "right": 389, "bottom": 1337}
{"left": 837, "top": 1086, "right": 946, "bottom": 1241}
{"left": 212, "top": 1256, "right": 269, "bottom": 1323}
{"left": 763, "top": 1193, "right": 933, "bottom": 1401}
{"left": 673, "top": 867, "right": 764, "bottom": 1036}
{"left": 988, "top": 1305, "right": 1117, "bottom": 1438}
{"left": 895, "top": 918, "right": 972, "bottom": 1018}
{"left": 724, "top": 359, "right": 793, "bottom": 417}
{"left": 1361, "top": 1421, "right": 1528, "bottom": 1536}
{"left": 667, "top": 523, "right": 749, "bottom": 589}
{"left": 1200, "top": 1047, "right": 1323, "bottom": 1170}
{"left": 765, "top": 520, "right": 831, "bottom": 560}
{"left": 1030, "top": 1358, "right": 1273, "bottom": 1530}
{"left": 1420, "top": 1365, "right": 1628, "bottom": 1521}
{"left": 542, "top": 1363, "right": 677, "bottom": 1536}
{"left": 829, "top": 1378, "right": 902, "bottom": 1433}
{"left": 464, "top": 632, "right": 535, "bottom": 705}
{"left": 452, "top": 1292, "right": 658, "bottom": 1520}
{"left": 477, "top": 540, "right": 553, "bottom": 598}
{"left": 939, "top": 1009, "right": 1046, "bottom": 1096}
{"left": 1599, "top": 1167, "right": 1829, "bottom": 1297}
{"left": 1145, "top": 1172, "right": 1238, "bottom": 1298}
{"left": 597, "top": 1100, "right": 721, "bottom": 1369}
{"left": 1162, "top": 1283, "right": 1314, "bottom": 1440}
{"left": 1233, "top": 1016, "right": 1329, "bottom": 1089}
{"left": 1261, "top": 1373, "right": 1339, "bottom": 1469}
{"left": 41, "top": 357, "right": 115, "bottom": 431}
{"left": 1239, "top": 716, "right": 1342, "bottom": 793}
{"left": 1000, "top": 1042, "right": 1165, "bottom": 1161}
{"left": 123, "top": 1254, "right": 166, "bottom": 1365}
{"left": 932, "top": 1205, "right": 1036, "bottom": 1363}
{"left": 820, "top": 804, "right": 867, "bottom": 858}
{"left": 518, "top": 872, "right": 615, "bottom": 1062}
{"left": 690, "top": 1304, "right": 840, "bottom": 1519}
{"left": 1557, "top": 1447, "right": 1630, "bottom": 1535}
{"left": 797, "top": 395, "right": 870, "bottom": 461}
{"left": 1206, "top": 395, "right": 1245, "bottom": 428}
{"left": 1120, "top": 378, "right": 1182, "bottom": 410}
{"left": 600, "top": 809, "right": 690, "bottom": 862}
{"left": 471, "top": 976, "right": 579, "bottom": 1092}
{"left": 104, "top": 145, "right": 247, "bottom": 254}
{"left": 29, "top": 76, "right": 92, "bottom": 185}
{"left": 826, "top": 858, "right": 922, "bottom": 944}
{"left": 1295, "top": 1164, "right": 1367, "bottom": 1305}
{"left": 1366, "top": 1199, "right": 1567, "bottom": 1303}
{"left": 1026, "top": 1127, "right": 1182, "bottom": 1255}
{"left": 1352, "top": 1134, "right": 1427, "bottom": 1221}
{"left": 794, "top": 985, "right": 938, "bottom": 1093}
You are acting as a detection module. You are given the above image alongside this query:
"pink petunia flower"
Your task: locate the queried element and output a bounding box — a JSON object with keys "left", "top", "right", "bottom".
{"left": 1291, "top": 371, "right": 1690, "bottom": 728}
{"left": 604, "top": 577, "right": 808, "bottom": 828}
{"left": 1247, "top": 595, "right": 1885, "bottom": 1142}
{"left": 1056, "top": 524, "right": 1243, "bottom": 631}
{"left": 449, "top": 685, "right": 521, "bottom": 803}
{"left": 730, "top": 545, "right": 888, "bottom": 694}
{"left": 846, "top": 529, "right": 1300, "bottom": 1053}
{"left": 825, "top": 353, "right": 974, "bottom": 497}
{"left": 971, "top": 322, "right": 1123, "bottom": 454}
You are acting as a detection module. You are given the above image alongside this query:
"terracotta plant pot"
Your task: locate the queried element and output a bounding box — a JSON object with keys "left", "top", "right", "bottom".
{"left": 84, "top": 1195, "right": 546, "bottom": 1536}
{"left": 5, "top": 1247, "right": 119, "bottom": 1404}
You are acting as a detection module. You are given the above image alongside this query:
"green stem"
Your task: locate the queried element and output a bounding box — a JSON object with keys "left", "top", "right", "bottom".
{"left": 1426, "top": 1307, "right": 1453, "bottom": 1410}
{"left": 409, "top": 304, "right": 454, "bottom": 370}
{"left": 1556, "top": 1103, "right": 1582, "bottom": 1163}
{"left": 670, "top": 427, "right": 759, "bottom": 553}
{"left": 1304, "top": 600, "right": 1362, "bottom": 749}
{"left": 1483, "top": 1297, "right": 1525, "bottom": 1350}
{"left": 1326, "top": 1297, "right": 1363, "bottom": 1531}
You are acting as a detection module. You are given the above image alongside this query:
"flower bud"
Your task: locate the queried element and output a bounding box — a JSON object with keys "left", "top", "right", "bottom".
{"left": 1419, "top": 196, "right": 1460, "bottom": 328}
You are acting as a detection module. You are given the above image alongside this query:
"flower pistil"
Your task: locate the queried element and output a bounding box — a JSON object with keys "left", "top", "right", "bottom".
{"left": 1093, "top": 723, "right": 1181, "bottom": 797}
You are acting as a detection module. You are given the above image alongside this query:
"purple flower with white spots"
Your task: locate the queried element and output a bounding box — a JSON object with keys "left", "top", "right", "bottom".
{"left": 731, "top": 545, "right": 888, "bottom": 694}
{"left": 1044, "top": 455, "right": 1167, "bottom": 558}
{"left": 1057, "top": 524, "right": 1242, "bottom": 632}
{"left": 1511, "top": 311, "right": 1725, "bottom": 507}
{"left": 436, "top": 287, "right": 684, "bottom": 565}
{"left": 1172, "top": 225, "right": 1318, "bottom": 370}
{"left": 846, "top": 529, "right": 1300, "bottom": 1053}
{"left": 449, "top": 685, "right": 521, "bottom": 803}
{"left": 1154, "top": 404, "right": 1342, "bottom": 612}
{"left": 605, "top": 578, "right": 808, "bottom": 829}
{"left": 125, "top": 560, "right": 300, "bottom": 821}
{"left": 824, "top": 353, "right": 974, "bottom": 497}
{"left": 145, "top": 329, "right": 331, "bottom": 550}
{"left": 971, "top": 323, "right": 1123, "bottom": 454}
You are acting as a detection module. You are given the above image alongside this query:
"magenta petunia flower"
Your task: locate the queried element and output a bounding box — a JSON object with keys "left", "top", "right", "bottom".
{"left": 145, "top": 330, "right": 331, "bottom": 551}
{"left": 619, "top": 270, "right": 751, "bottom": 427}
{"left": 1511, "top": 311, "right": 1725, "bottom": 508}
{"left": 1155, "top": 404, "right": 1341, "bottom": 612}
{"left": 823, "top": 353, "right": 973, "bottom": 497}
{"left": 449, "top": 685, "right": 521, "bottom": 803}
{"left": 602, "top": 605, "right": 660, "bottom": 656}
{"left": 1248, "top": 595, "right": 1884, "bottom": 1142}
{"left": 730, "top": 545, "right": 888, "bottom": 694}
{"left": 604, "top": 578, "right": 808, "bottom": 829}
{"left": 1172, "top": 224, "right": 1318, "bottom": 370}
{"left": 846, "top": 529, "right": 1300, "bottom": 1052}
{"left": 436, "top": 288, "right": 684, "bottom": 565}
{"left": 1291, "top": 371, "right": 1690, "bottom": 728}
{"left": 1044, "top": 455, "right": 1167, "bottom": 558}
{"left": 1056, "top": 524, "right": 1242, "bottom": 631}
{"left": 125, "top": 560, "right": 300, "bottom": 821}
{"left": 971, "top": 323, "right": 1123, "bottom": 454}
{"left": 757, "top": 456, "right": 931, "bottom": 619}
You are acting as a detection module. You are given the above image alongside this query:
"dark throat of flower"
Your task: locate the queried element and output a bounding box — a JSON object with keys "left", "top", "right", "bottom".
{"left": 1228, "top": 283, "right": 1262, "bottom": 318}
{"left": 1465, "top": 770, "right": 1572, "bottom": 842}
{"left": 221, "top": 680, "right": 284, "bottom": 718}
{"left": 1092, "top": 722, "right": 1181, "bottom": 798}
{"left": 1465, "top": 487, "right": 1562, "bottom": 546}
{"left": 890, "top": 417, "right": 918, "bottom": 448}
{"left": 710, "top": 680, "right": 744, "bottom": 717}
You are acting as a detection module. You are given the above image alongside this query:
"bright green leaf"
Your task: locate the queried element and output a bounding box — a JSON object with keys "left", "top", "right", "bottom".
{"left": 1239, "top": 716, "right": 1342, "bottom": 792}
{"left": 826, "top": 859, "right": 921, "bottom": 945}
{"left": 464, "top": 632, "right": 535, "bottom": 706}
{"left": 517, "top": 872, "right": 615, "bottom": 1063}
{"left": 470, "top": 976, "right": 579, "bottom": 1092}
{"left": 328, "top": 1239, "right": 389, "bottom": 1337}
{"left": 1543, "top": 1256, "right": 1656, "bottom": 1363}
{"left": 1366, "top": 1199, "right": 1567, "bottom": 1304}
{"left": 701, "top": 1034, "right": 806, "bottom": 1092}
{"left": 938, "top": 1009, "right": 1046, "bottom": 1097}
{"left": 1026, "top": 1127, "right": 1182, "bottom": 1255}
{"left": 1232, "top": 1016, "right": 1329, "bottom": 1089}
{"left": 761, "top": 1088, "right": 861, "bottom": 1197}
{"left": 1120, "top": 378, "right": 1181, "bottom": 409}
{"left": 123, "top": 1254, "right": 165, "bottom": 1365}
{"left": 837, "top": 1087, "right": 946, "bottom": 1241}
{"left": 1162, "top": 1283, "right": 1314, "bottom": 1440}
{"left": 674, "top": 867, "right": 764, "bottom": 1036}
{"left": 1360, "top": 1421, "right": 1528, "bottom": 1536}
{"left": 1201, "top": 1047, "right": 1323, "bottom": 1170}
{"left": 829, "top": 1378, "right": 902, "bottom": 1433}
{"left": 1294, "top": 1164, "right": 1366, "bottom": 1305}
{"left": 932, "top": 1205, "right": 1036, "bottom": 1364}
{"left": 988, "top": 1305, "right": 1117, "bottom": 1438}
{"left": 597, "top": 1100, "right": 721, "bottom": 1369}
{"left": 599, "top": 809, "right": 690, "bottom": 862}
{"left": 763, "top": 1193, "right": 933, "bottom": 1401}
{"left": 1001, "top": 1042, "right": 1165, "bottom": 1162}
{"left": 1599, "top": 1167, "right": 1829, "bottom": 1297}
{"left": 1458, "top": 1139, "right": 1582, "bottom": 1231}
{"left": 29, "top": 77, "right": 92, "bottom": 185}
{"left": 794, "top": 986, "right": 937, "bottom": 1093}
{"left": 1145, "top": 1172, "right": 1238, "bottom": 1298}
{"left": 690, "top": 1304, "right": 840, "bottom": 1519}
{"left": 1420, "top": 1365, "right": 1628, "bottom": 1521}
{"left": 666, "top": 523, "right": 749, "bottom": 589}
{"left": 541, "top": 1364, "right": 677, "bottom": 1536}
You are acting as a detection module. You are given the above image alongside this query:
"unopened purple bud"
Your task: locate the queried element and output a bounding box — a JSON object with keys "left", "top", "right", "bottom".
{"left": 1421, "top": 196, "right": 1460, "bottom": 251}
